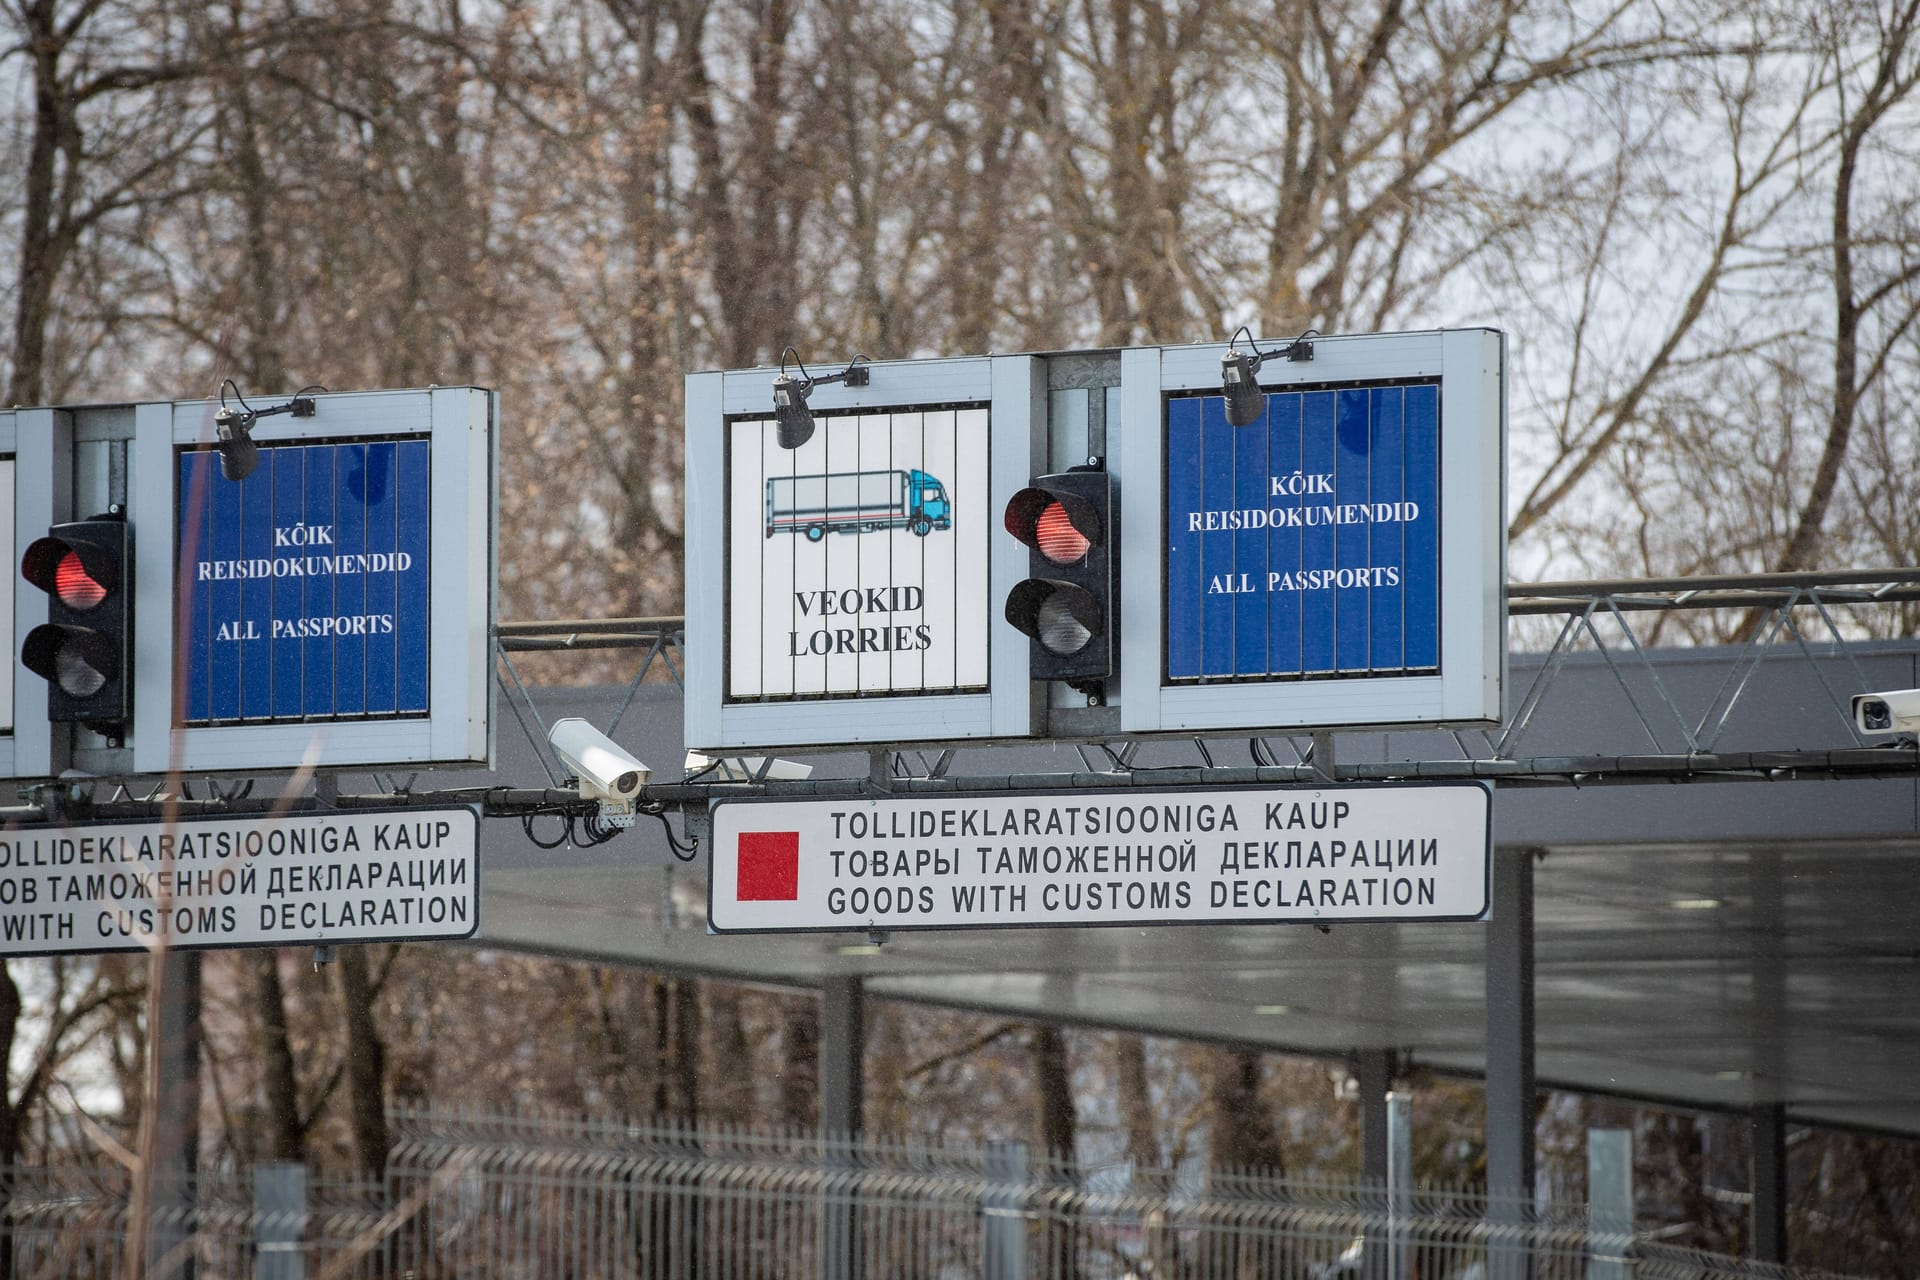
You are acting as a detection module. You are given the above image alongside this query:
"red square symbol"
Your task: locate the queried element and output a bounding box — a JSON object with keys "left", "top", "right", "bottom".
{"left": 737, "top": 831, "right": 800, "bottom": 901}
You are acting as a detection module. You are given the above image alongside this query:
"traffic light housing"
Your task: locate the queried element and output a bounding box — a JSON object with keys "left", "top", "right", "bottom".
{"left": 21, "top": 516, "right": 132, "bottom": 738}
{"left": 1004, "top": 466, "right": 1116, "bottom": 697}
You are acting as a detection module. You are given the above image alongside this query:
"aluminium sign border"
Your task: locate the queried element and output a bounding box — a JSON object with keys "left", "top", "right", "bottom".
{"left": 3, "top": 387, "right": 495, "bottom": 779}
{"left": 0, "top": 805, "right": 480, "bottom": 958}
{"left": 685, "top": 356, "right": 1046, "bottom": 750}
{"left": 1117, "top": 330, "right": 1507, "bottom": 733}
{"left": 707, "top": 780, "right": 1494, "bottom": 935}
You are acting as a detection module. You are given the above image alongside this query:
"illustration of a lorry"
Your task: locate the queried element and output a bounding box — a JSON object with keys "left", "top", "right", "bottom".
{"left": 765, "top": 469, "right": 953, "bottom": 541}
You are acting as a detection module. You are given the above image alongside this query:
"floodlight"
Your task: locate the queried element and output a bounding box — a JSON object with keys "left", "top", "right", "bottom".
{"left": 212, "top": 381, "right": 322, "bottom": 480}
{"left": 1219, "top": 327, "right": 1317, "bottom": 427}
{"left": 770, "top": 349, "right": 871, "bottom": 450}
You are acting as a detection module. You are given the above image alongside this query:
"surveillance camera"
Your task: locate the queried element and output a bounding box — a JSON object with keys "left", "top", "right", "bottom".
{"left": 549, "top": 718, "right": 650, "bottom": 801}
{"left": 1852, "top": 688, "right": 1920, "bottom": 735}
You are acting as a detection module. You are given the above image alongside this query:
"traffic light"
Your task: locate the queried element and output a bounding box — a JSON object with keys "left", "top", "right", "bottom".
{"left": 1004, "top": 466, "right": 1116, "bottom": 697}
{"left": 21, "top": 516, "right": 132, "bottom": 737}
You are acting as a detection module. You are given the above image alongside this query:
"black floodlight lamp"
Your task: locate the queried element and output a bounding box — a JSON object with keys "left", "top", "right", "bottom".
{"left": 1219, "top": 326, "right": 1318, "bottom": 427}
{"left": 771, "top": 348, "right": 871, "bottom": 450}
{"left": 213, "top": 380, "right": 322, "bottom": 480}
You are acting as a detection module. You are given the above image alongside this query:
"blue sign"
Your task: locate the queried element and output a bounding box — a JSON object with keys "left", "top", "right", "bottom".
{"left": 176, "top": 440, "right": 432, "bottom": 724}
{"left": 1165, "top": 382, "right": 1439, "bottom": 681}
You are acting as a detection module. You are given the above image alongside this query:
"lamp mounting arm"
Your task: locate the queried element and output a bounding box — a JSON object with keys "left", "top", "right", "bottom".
{"left": 776, "top": 348, "right": 871, "bottom": 395}
{"left": 214, "top": 391, "right": 320, "bottom": 432}
{"left": 1226, "top": 325, "right": 1318, "bottom": 372}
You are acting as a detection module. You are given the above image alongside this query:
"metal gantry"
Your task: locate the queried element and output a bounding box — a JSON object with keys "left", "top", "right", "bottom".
{"left": 29, "top": 569, "right": 1920, "bottom": 825}
{"left": 495, "top": 569, "right": 1920, "bottom": 806}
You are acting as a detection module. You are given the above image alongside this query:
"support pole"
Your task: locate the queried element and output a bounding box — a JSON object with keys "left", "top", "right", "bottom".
{"left": 1388, "top": 1093, "right": 1413, "bottom": 1280}
{"left": 1486, "top": 848, "right": 1537, "bottom": 1280}
{"left": 820, "top": 976, "right": 865, "bottom": 1280}
{"left": 1587, "top": 1128, "right": 1632, "bottom": 1280}
{"left": 1358, "top": 1049, "right": 1394, "bottom": 1189}
{"left": 820, "top": 975, "right": 864, "bottom": 1139}
{"left": 1751, "top": 1104, "right": 1787, "bottom": 1265}
{"left": 1748, "top": 850, "right": 1789, "bottom": 1266}
{"left": 149, "top": 950, "right": 203, "bottom": 1280}
{"left": 1358, "top": 1049, "right": 1394, "bottom": 1280}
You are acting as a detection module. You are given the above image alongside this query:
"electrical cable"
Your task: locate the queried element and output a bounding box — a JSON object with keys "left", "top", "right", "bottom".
{"left": 642, "top": 802, "right": 700, "bottom": 861}
{"left": 523, "top": 810, "right": 572, "bottom": 850}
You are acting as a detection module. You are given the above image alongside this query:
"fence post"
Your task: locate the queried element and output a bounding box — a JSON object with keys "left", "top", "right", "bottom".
{"left": 1388, "top": 1093, "right": 1413, "bottom": 1280}
{"left": 254, "top": 1162, "right": 308, "bottom": 1280}
{"left": 1587, "top": 1129, "right": 1632, "bottom": 1280}
{"left": 984, "top": 1141, "right": 1028, "bottom": 1280}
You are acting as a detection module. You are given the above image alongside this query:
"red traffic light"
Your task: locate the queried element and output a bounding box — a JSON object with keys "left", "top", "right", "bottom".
{"left": 55, "top": 551, "right": 108, "bottom": 609}
{"left": 1003, "top": 469, "right": 1116, "bottom": 690}
{"left": 23, "top": 535, "right": 119, "bottom": 609}
{"left": 20, "top": 518, "right": 132, "bottom": 735}
{"left": 1005, "top": 485, "right": 1102, "bottom": 565}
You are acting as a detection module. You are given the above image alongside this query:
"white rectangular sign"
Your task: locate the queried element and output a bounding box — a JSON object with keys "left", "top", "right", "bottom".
{"left": 727, "top": 407, "right": 990, "bottom": 699}
{"left": 709, "top": 784, "right": 1491, "bottom": 933}
{"left": 0, "top": 807, "right": 479, "bottom": 956}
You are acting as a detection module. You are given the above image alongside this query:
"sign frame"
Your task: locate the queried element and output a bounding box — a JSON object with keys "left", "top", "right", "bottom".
{"left": 150, "top": 388, "right": 495, "bottom": 773}
{"left": 1118, "top": 330, "right": 1506, "bottom": 733}
{"left": 0, "top": 437, "right": 15, "bottom": 770}
{"left": 707, "top": 781, "right": 1494, "bottom": 935}
{"left": 684, "top": 356, "right": 1045, "bottom": 750}
{"left": 3, "top": 387, "right": 495, "bottom": 779}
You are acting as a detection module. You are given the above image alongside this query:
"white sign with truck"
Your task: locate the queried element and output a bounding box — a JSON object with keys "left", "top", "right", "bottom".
{"left": 727, "top": 407, "right": 990, "bottom": 702}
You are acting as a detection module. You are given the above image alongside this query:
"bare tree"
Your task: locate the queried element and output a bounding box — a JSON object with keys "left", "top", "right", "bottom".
{"left": 1771, "top": 0, "right": 1920, "bottom": 574}
{"left": 1, "top": 0, "right": 208, "bottom": 402}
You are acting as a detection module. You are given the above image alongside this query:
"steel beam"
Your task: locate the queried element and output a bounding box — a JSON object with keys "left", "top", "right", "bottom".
{"left": 1486, "top": 848, "right": 1537, "bottom": 1280}
{"left": 1752, "top": 1104, "right": 1788, "bottom": 1264}
{"left": 821, "top": 975, "right": 865, "bottom": 1280}
{"left": 821, "top": 974, "right": 864, "bottom": 1136}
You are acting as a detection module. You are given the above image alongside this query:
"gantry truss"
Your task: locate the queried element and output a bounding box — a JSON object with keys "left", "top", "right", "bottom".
{"left": 495, "top": 569, "right": 1920, "bottom": 805}
{"left": 39, "top": 569, "right": 1920, "bottom": 824}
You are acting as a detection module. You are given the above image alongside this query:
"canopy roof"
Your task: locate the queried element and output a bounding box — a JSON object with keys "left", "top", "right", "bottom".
{"left": 474, "top": 643, "right": 1920, "bottom": 1137}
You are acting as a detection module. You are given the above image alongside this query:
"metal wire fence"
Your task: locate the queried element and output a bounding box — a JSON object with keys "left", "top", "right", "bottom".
{"left": 0, "top": 1111, "right": 1868, "bottom": 1280}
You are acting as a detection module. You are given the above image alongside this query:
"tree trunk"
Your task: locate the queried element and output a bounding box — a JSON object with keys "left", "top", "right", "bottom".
{"left": 1032, "top": 1025, "right": 1081, "bottom": 1280}
{"left": 254, "top": 951, "right": 303, "bottom": 1162}
{"left": 704, "top": 988, "right": 755, "bottom": 1126}
{"left": 1115, "top": 1033, "right": 1161, "bottom": 1173}
{"left": 1211, "top": 1049, "right": 1285, "bottom": 1174}
{"left": 777, "top": 997, "right": 819, "bottom": 1131}
{"left": 1208, "top": 1049, "right": 1289, "bottom": 1280}
{"left": 0, "top": 964, "right": 20, "bottom": 1280}
{"left": 8, "top": 0, "right": 72, "bottom": 406}
{"left": 338, "top": 947, "right": 390, "bottom": 1180}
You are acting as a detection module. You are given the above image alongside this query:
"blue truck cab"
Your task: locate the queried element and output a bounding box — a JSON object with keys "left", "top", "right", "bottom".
{"left": 765, "top": 467, "right": 953, "bottom": 540}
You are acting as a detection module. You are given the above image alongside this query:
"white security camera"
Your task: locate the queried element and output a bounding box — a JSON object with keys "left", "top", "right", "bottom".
{"left": 1852, "top": 688, "right": 1920, "bottom": 735}
{"left": 549, "top": 718, "right": 651, "bottom": 801}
